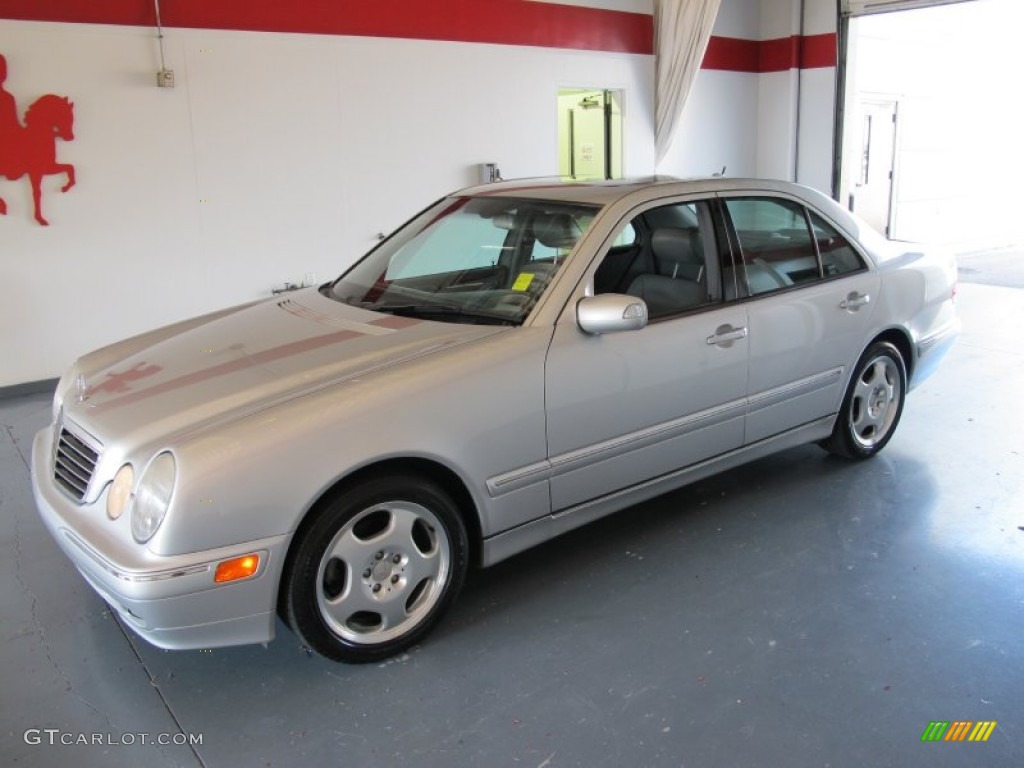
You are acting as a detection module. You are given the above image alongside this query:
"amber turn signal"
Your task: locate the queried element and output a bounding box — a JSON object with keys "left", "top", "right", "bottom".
{"left": 214, "top": 554, "right": 260, "bottom": 583}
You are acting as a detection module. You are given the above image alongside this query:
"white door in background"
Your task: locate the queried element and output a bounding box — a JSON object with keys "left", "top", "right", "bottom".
{"left": 557, "top": 89, "right": 623, "bottom": 181}
{"left": 852, "top": 99, "right": 899, "bottom": 237}
{"left": 570, "top": 97, "right": 607, "bottom": 180}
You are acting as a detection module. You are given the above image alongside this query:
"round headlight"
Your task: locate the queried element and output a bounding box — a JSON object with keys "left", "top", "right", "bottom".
{"left": 130, "top": 452, "right": 176, "bottom": 543}
{"left": 107, "top": 464, "right": 134, "bottom": 520}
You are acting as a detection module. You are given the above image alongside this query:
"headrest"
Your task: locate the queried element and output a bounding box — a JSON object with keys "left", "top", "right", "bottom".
{"left": 532, "top": 213, "right": 580, "bottom": 249}
{"left": 651, "top": 228, "right": 702, "bottom": 265}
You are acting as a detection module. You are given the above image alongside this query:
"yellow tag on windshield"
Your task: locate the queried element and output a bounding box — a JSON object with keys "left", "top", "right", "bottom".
{"left": 512, "top": 273, "right": 535, "bottom": 291}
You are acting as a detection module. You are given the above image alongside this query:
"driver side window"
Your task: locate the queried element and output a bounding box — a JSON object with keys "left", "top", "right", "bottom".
{"left": 594, "top": 200, "right": 720, "bottom": 320}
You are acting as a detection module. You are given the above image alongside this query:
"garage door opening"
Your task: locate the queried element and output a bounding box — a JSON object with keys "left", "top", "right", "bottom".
{"left": 557, "top": 89, "right": 623, "bottom": 181}
{"left": 837, "top": 0, "right": 1024, "bottom": 250}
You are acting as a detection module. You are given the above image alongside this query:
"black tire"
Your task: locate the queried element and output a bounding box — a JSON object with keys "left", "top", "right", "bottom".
{"left": 822, "top": 341, "right": 907, "bottom": 460}
{"left": 281, "top": 474, "right": 469, "bottom": 663}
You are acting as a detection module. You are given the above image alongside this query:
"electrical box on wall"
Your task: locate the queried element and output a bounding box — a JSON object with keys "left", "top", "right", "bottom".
{"left": 157, "top": 69, "right": 174, "bottom": 88}
{"left": 478, "top": 163, "right": 502, "bottom": 184}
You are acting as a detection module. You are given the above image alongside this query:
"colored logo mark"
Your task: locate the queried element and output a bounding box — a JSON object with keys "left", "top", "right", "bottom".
{"left": 921, "top": 721, "right": 997, "bottom": 742}
{"left": 0, "top": 52, "right": 76, "bottom": 226}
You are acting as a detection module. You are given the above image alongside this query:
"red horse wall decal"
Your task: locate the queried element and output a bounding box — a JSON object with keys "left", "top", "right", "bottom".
{"left": 0, "top": 53, "right": 76, "bottom": 226}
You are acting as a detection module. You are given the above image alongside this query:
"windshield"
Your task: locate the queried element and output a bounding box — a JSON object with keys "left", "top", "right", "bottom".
{"left": 329, "top": 196, "right": 598, "bottom": 325}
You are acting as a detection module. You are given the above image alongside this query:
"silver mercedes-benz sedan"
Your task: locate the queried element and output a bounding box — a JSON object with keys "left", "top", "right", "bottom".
{"left": 31, "top": 177, "right": 959, "bottom": 663}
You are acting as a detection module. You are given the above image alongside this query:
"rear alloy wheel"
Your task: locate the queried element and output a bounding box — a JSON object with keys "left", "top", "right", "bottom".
{"left": 823, "top": 341, "right": 907, "bottom": 460}
{"left": 283, "top": 475, "right": 468, "bottom": 663}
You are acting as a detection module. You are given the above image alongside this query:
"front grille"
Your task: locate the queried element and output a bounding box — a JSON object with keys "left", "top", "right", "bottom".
{"left": 53, "top": 422, "right": 101, "bottom": 501}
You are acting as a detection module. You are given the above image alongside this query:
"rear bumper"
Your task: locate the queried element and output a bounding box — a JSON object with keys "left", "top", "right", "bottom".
{"left": 911, "top": 316, "right": 961, "bottom": 390}
{"left": 32, "top": 426, "right": 290, "bottom": 650}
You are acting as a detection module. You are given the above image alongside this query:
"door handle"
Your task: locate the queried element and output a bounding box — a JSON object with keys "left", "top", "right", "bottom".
{"left": 840, "top": 292, "right": 871, "bottom": 310}
{"left": 706, "top": 325, "right": 748, "bottom": 346}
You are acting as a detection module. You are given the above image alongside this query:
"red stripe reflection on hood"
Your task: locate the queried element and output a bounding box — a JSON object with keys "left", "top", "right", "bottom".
{"left": 91, "top": 328, "right": 365, "bottom": 413}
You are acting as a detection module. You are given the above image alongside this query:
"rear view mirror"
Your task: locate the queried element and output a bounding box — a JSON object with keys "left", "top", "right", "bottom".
{"left": 576, "top": 294, "right": 648, "bottom": 334}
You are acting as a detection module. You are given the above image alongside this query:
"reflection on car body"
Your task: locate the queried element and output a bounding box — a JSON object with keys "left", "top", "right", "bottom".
{"left": 31, "top": 177, "right": 959, "bottom": 662}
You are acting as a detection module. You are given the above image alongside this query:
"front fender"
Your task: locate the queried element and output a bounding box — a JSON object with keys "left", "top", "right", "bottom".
{"left": 147, "top": 326, "right": 553, "bottom": 556}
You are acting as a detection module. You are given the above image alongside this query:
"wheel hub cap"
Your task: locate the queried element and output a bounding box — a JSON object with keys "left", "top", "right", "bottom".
{"left": 371, "top": 557, "right": 397, "bottom": 583}
{"left": 869, "top": 385, "right": 888, "bottom": 416}
{"left": 315, "top": 501, "right": 450, "bottom": 645}
{"left": 849, "top": 354, "right": 902, "bottom": 449}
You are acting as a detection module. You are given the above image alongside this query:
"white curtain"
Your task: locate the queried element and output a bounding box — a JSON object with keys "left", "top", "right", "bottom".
{"left": 654, "top": 0, "right": 721, "bottom": 168}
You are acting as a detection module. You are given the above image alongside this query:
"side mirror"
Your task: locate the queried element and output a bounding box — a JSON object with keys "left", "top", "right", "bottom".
{"left": 576, "top": 294, "right": 648, "bottom": 335}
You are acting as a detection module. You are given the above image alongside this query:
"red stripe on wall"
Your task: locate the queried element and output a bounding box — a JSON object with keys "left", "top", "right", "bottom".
{"left": 759, "top": 36, "right": 802, "bottom": 72}
{"left": 799, "top": 33, "right": 838, "bottom": 69}
{"left": 701, "top": 36, "right": 761, "bottom": 72}
{"left": 0, "top": 1, "right": 836, "bottom": 70}
{"left": 704, "top": 33, "right": 837, "bottom": 72}
{"left": 0, "top": 0, "right": 653, "bottom": 54}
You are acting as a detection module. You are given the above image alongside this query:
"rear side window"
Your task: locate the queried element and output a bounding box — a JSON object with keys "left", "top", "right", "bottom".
{"left": 809, "top": 211, "right": 866, "bottom": 276}
{"left": 725, "top": 198, "right": 820, "bottom": 295}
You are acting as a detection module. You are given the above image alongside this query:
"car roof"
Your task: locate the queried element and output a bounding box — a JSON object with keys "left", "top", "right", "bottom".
{"left": 456, "top": 176, "right": 831, "bottom": 207}
{"left": 454, "top": 176, "right": 871, "bottom": 260}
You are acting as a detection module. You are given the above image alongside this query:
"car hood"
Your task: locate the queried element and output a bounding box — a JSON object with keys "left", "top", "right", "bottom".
{"left": 66, "top": 289, "right": 505, "bottom": 447}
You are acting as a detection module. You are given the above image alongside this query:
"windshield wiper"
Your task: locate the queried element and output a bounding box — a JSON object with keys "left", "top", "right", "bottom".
{"left": 372, "top": 303, "right": 516, "bottom": 326}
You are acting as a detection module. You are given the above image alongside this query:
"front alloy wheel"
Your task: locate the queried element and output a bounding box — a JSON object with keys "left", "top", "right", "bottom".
{"left": 282, "top": 474, "right": 468, "bottom": 663}
{"left": 823, "top": 341, "right": 907, "bottom": 460}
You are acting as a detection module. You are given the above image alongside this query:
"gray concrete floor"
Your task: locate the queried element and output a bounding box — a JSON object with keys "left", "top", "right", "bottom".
{"left": 2, "top": 272, "right": 1022, "bottom": 768}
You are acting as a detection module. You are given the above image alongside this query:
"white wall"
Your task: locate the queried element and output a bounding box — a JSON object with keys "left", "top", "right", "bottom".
{"left": 0, "top": 21, "right": 654, "bottom": 385}
{"left": 712, "top": 0, "right": 762, "bottom": 38}
{"left": 794, "top": 0, "right": 837, "bottom": 193}
{"left": 662, "top": 69, "right": 760, "bottom": 178}
{"left": 1, "top": 0, "right": 847, "bottom": 387}
{"left": 794, "top": 67, "right": 836, "bottom": 192}
{"left": 657, "top": 0, "right": 762, "bottom": 179}
{"left": 659, "top": 0, "right": 837, "bottom": 192}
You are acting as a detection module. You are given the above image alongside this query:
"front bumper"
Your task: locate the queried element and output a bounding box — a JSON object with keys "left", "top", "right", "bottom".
{"left": 31, "top": 426, "right": 290, "bottom": 650}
